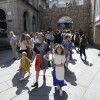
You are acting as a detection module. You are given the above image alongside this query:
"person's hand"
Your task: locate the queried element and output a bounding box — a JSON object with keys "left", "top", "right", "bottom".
{"left": 43, "top": 55, "right": 47, "bottom": 60}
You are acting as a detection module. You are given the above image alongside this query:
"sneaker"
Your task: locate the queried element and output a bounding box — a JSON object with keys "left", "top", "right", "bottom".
{"left": 19, "top": 78, "right": 24, "bottom": 81}
{"left": 59, "top": 90, "right": 63, "bottom": 96}
{"left": 56, "top": 86, "right": 60, "bottom": 90}
{"left": 28, "top": 73, "right": 31, "bottom": 77}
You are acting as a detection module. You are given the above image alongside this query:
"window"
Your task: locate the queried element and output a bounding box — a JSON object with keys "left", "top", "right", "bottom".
{"left": 96, "top": 0, "right": 100, "bottom": 21}
{"left": 23, "top": 12, "right": 29, "bottom": 32}
{"left": 33, "top": 16, "right": 36, "bottom": 33}
{"left": 0, "top": 9, "right": 7, "bottom": 37}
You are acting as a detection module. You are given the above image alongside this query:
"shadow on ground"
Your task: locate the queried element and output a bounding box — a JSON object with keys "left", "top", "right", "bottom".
{"left": 0, "top": 58, "right": 14, "bottom": 68}
{"left": 81, "top": 58, "right": 93, "bottom": 66}
{"left": 65, "top": 70, "right": 77, "bottom": 86}
{"left": 54, "top": 87, "right": 68, "bottom": 100}
{"left": 29, "top": 82, "right": 51, "bottom": 100}
{"left": 12, "top": 71, "right": 30, "bottom": 95}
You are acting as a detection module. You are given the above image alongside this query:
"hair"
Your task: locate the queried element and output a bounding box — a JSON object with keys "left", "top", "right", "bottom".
{"left": 64, "top": 34, "right": 70, "bottom": 40}
{"left": 81, "top": 34, "right": 87, "bottom": 44}
{"left": 20, "top": 34, "right": 26, "bottom": 42}
{"left": 37, "top": 32, "right": 44, "bottom": 38}
{"left": 10, "top": 31, "right": 14, "bottom": 35}
{"left": 22, "top": 52, "right": 27, "bottom": 56}
{"left": 54, "top": 44, "right": 64, "bottom": 55}
{"left": 30, "top": 32, "right": 34, "bottom": 38}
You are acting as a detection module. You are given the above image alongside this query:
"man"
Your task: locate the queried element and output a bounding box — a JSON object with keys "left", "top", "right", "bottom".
{"left": 9, "top": 31, "right": 18, "bottom": 60}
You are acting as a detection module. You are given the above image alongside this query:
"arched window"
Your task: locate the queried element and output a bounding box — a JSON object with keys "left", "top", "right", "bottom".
{"left": 33, "top": 16, "right": 36, "bottom": 33}
{"left": 0, "top": 9, "right": 7, "bottom": 37}
{"left": 23, "top": 12, "right": 29, "bottom": 32}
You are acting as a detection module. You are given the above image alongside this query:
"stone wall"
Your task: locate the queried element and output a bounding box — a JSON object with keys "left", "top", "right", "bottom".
{"left": 39, "top": 4, "right": 90, "bottom": 33}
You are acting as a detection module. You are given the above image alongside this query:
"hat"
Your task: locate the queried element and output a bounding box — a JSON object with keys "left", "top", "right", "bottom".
{"left": 25, "top": 34, "right": 30, "bottom": 37}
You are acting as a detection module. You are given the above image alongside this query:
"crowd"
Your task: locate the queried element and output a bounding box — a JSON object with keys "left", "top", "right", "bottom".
{"left": 9, "top": 29, "right": 88, "bottom": 96}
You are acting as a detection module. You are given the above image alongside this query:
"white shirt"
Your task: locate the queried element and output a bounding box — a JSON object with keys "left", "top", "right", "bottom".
{"left": 19, "top": 41, "right": 27, "bottom": 50}
{"left": 54, "top": 54, "right": 65, "bottom": 80}
{"left": 10, "top": 35, "right": 17, "bottom": 46}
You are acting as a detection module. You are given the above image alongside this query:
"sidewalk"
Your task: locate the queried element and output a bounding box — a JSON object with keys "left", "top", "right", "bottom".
{"left": 0, "top": 46, "right": 100, "bottom": 100}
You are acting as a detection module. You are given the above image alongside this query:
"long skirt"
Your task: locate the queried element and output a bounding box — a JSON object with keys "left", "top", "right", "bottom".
{"left": 53, "top": 67, "right": 67, "bottom": 87}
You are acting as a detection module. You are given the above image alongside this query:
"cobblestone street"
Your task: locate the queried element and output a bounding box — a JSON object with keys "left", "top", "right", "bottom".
{"left": 0, "top": 46, "right": 100, "bottom": 100}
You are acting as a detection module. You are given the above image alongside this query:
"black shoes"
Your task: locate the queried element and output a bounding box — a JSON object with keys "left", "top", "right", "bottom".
{"left": 31, "top": 82, "right": 38, "bottom": 88}
{"left": 43, "top": 75, "right": 46, "bottom": 82}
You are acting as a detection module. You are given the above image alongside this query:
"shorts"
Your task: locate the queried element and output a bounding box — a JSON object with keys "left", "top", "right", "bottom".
{"left": 35, "top": 55, "right": 40, "bottom": 71}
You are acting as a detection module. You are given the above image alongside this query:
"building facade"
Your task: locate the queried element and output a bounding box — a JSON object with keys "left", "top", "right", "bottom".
{"left": 0, "top": 0, "right": 39, "bottom": 38}
{"left": 40, "top": 0, "right": 90, "bottom": 37}
{"left": 94, "top": 0, "right": 100, "bottom": 45}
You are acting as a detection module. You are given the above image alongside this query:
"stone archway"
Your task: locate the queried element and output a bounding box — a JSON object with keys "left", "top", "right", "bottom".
{"left": 57, "top": 16, "right": 73, "bottom": 30}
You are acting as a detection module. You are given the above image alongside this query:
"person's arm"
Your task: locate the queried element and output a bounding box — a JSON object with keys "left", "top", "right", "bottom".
{"left": 54, "top": 63, "right": 64, "bottom": 67}
{"left": 18, "top": 40, "right": 21, "bottom": 47}
{"left": 23, "top": 41, "right": 33, "bottom": 49}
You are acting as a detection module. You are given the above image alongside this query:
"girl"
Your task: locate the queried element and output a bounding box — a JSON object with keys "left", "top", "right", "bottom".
{"left": 19, "top": 52, "right": 31, "bottom": 80}
{"left": 44, "top": 44, "right": 67, "bottom": 96}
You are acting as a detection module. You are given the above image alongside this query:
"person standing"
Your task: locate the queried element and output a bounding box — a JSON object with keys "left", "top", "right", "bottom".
{"left": 31, "top": 32, "right": 50, "bottom": 88}
{"left": 9, "top": 31, "right": 18, "bottom": 60}
{"left": 61, "top": 34, "right": 72, "bottom": 71}
{"left": 80, "top": 34, "right": 88, "bottom": 60}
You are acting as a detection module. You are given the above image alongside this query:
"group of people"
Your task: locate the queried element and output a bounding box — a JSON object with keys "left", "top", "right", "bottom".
{"left": 9, "top": 29, "right": 88, "bottom": 96}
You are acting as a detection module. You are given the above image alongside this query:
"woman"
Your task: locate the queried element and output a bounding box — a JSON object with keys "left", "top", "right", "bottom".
{"left": 61, "top": 34, "right": 72, "bottom": 71}
{"left": 18, "top": 34, "right": 33, "bottom": 55}
{"left": 80, "top": 34, "right": 87, "bottom": 60}
{"left": 31, "top": 32, "right": 50, "bottom": 88}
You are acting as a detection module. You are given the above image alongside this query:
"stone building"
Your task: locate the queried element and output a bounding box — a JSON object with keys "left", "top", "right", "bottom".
{"left": 0, "top": 0, "right": 39, "bottom": 38}
{"left": 40, "top": 0, "right": 91, "bottom": 36}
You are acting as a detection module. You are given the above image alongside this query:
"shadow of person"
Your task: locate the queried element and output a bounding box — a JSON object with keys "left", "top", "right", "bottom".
{"left": 12, "top": 71, "right": 30, "bottom": 95}
{"left": 76, "top": 49, "right": 80, "bottom": 54}
{"left": 70, "top": 59, "right": 77, "bottom": 65}
{"left": 65, "top": 70, "right": 77, "bottom": 86}
{"left": 29, "top": 82, "right": 51, "bottom": 100}
{"left": 0, "top": 59, "right": 14, "bottom": 68}
{"left": 54, "top": 89, "right": 68, "bottom": 100}
{"left": 81, "top": 58, "right": 93, "bottom": 66}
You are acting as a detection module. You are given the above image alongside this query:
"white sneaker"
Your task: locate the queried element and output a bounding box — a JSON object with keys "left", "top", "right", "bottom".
{"left": 28, "top": 73, "right": 31, "bottom": 77}
{"left": 59, "top": 90, "right": 63, "bottom": 96}
{"left": 56, "top": 86, "right": 60, "bottom": 90}
{"left": 19, "top": 78, "right": 24, "bottom": 81}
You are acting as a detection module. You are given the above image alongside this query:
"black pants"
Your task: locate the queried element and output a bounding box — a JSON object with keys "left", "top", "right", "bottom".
{"left": 80, "top": 45, "right": 86, "bottom": 57}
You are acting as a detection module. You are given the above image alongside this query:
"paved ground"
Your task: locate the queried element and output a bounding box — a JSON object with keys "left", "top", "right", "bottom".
{"left": 0, "top": 46, "right": 100, "bottom": 100}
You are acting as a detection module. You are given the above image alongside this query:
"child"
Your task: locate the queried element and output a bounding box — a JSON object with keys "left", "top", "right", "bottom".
{"left": 19, "top": 52, "right": 31, "bottom": 80}
{"left": 44, "top": 44, "right": 67, "bottom": 96}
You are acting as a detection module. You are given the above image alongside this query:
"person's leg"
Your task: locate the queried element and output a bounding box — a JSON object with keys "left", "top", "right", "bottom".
{"left": 36, "top": 71, "right": 40, "bottom": 82}
{"left": 80, "top": 45, "right": 82, "bottom": 57}
{"left": 59, "top": 87, "right": 63, "bottom": 96}
{"left": 83, "top": 45, "right": 86, "bottom": 60}
{"left": 11, "top": 45, "right": 18, "bottom": 59}
{"left": 22, "top": 71, "right": 25, "bottom": 78}
{"left": 43, "top": 69, "right": 46, "bottom": 82}
{"left": 31, "top": 71, "right": 39, "bottom": 87}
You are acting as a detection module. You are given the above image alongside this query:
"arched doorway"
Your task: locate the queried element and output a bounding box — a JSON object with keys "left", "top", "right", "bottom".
{"left": 23, "top": 12, "right": 29, "bottom": 32}
{"left": 0, "top": 9, "right": 7, "bottom": 37}
{"left": 57, "top": 16, "right": 73, "bottom": 30}
{"left": 33, "top": 16, "right": 36, "bottom": 33}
